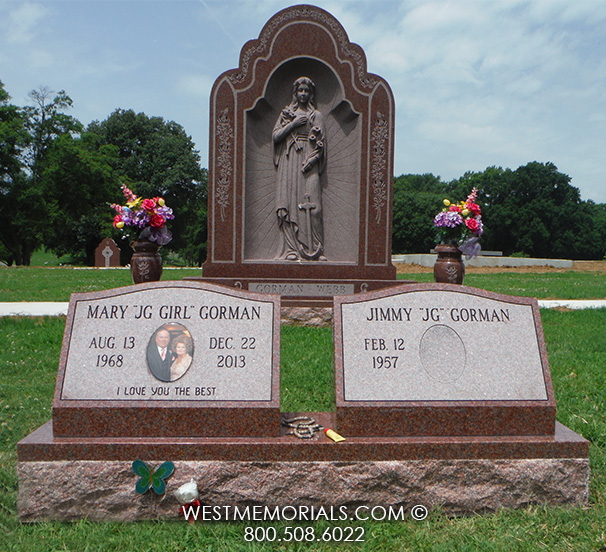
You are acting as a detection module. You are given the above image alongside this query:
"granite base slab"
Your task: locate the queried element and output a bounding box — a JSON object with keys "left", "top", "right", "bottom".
{"left": 17, "top": 415, "right": 589, "bottom": 520}
{"left": 18, "top": 457, "right": 589, "bottom": 521}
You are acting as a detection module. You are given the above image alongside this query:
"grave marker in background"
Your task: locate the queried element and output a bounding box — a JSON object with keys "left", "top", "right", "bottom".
{"left": 94, "top": 237, "right": 120, "bottom": 267}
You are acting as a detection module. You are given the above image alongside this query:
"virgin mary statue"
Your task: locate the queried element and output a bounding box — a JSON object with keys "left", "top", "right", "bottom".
{"left": 273, "top": 76, "right": 326, "bottom": 261}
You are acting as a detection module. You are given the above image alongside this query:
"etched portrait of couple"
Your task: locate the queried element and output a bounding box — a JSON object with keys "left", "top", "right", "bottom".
{"left": 146, "top": 324, "right": 194, "bottom": 382}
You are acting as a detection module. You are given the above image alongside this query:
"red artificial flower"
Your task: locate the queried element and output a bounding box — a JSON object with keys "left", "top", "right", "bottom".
{"left": 113, "top": 215, "right": 123, "bottom": 228}
{"left": 449, "top": 204, "right": 462, "bottom": 213}
{"left": 141, "top": 198, "right": 157, "bottom": 212}
{"left": 465, "top": 217, "right": 480, "bottom": 233}
{"left": 150, "top": 213, "right": 165, "bottom": 228}
{"left": 466, "top": 202, "right": 481, "bottom": 216}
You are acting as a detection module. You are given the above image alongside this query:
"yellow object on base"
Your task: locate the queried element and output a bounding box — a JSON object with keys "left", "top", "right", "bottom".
{"left": 324, "top": 428, "right": 346, "bottom": 443}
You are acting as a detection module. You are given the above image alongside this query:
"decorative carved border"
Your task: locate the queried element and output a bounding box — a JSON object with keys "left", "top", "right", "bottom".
{"left": 371, "top": 112, "right": 388, "bottom": 224}
{"left": 215, "top": 108, "right": 233, "bottom": 223}
{"left": 229, "top": 6, "right": 377, "bottom": 89}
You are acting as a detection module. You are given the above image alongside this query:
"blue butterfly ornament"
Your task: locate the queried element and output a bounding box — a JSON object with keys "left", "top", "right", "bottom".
{"left": 132, "top": 460, "right": 175, "bottom": 495}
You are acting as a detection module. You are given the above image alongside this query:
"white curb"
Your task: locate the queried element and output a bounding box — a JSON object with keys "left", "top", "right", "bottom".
{"left": 1, "top": 300, "right": 605, "bottom": 317}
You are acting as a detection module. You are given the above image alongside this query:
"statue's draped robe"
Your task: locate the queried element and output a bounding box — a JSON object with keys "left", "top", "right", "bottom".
{"left": 273, "top": 106, "right": 326, "bottom": 260}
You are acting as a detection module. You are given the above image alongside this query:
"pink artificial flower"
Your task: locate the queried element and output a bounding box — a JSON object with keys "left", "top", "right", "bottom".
{"left": 141, "top": 198, "right": 157, "bottom": 212}
{"left": 121, "top": 184, "right": 137, "bottom": 202}
{"left": 465, "top": 217, "right": 480, "bottom": 233}
{"left": 466, "top": 202, "right": 481, "bottom": 216}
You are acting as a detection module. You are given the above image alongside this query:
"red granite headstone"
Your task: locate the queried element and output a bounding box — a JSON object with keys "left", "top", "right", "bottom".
{"left": 334, "top": 284, "right": 557, "bottom": 437}
{"left": 192, "top": 5, "right": 412, "bottom": 305}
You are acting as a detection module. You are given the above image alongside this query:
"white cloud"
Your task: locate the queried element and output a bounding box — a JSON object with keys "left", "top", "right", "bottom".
{"left": 401, "top": 0, "right": 486, "bottom": 33}
{"left": 524, "top": 0, "right": 606, "bottom": 25}
{"left": 3, "top": 2, "right": 47, "bottom": 44}
{"left": 27, "top": 48, "right": 55, "bottom": 70}
{"left": 175, "top": 73, "right": 214, "bottom": 99}
{"left": 1, "top": 0, "right": 605, "bottom": 202}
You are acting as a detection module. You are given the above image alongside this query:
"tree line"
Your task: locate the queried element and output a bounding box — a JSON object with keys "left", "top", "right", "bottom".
{"left": 2, "top": 81, "right": 605, "bottom": 265}
{"left": 0, "top": 82, "right": 206, "bottom": 266}
{"left": 393, "top": 167, "right": 606, "bottom": 259}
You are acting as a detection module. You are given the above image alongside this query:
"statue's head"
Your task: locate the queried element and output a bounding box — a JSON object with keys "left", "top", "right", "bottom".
{"left": 291, "top": 76, "right": 316, "bottom": 107}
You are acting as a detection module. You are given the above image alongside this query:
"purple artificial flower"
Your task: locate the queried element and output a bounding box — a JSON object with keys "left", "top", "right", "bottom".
{"left": 120, "top": 207, "right": 136, "bottom": 226}
{"left": 157, "top": 206, "right": 175, "bottom": 220}
{"left": 135, "top": 210, "right": 150, "bottom": 228}
{"left": 434, "top": 211, "right": 463, "bottom": 229}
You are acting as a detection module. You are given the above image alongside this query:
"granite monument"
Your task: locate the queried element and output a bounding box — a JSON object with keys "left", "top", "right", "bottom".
{"left": 334, "top": 284, "right": 557, "bottom": 436}
{"left": 52, "top": 281, "right": 281, "bottom": 438}
{"left": 17, "top": 5, "right": 589, "bottom": 522}
{"left": 194, "top": 4, "right": 409, "bottom": 305}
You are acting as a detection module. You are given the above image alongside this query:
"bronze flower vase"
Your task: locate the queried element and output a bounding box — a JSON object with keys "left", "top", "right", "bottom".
{"left": 130, "top": 239, "right": 163, "bottom": 283}
{"left": 433, "top": 244, "right": 465, "bottom": 284}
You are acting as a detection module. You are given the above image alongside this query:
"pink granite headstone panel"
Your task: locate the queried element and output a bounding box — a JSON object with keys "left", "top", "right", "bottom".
{"left": 209, "top": 81, "right": 237, "bottom": 264}
{"left": 336, "top": 404, "right": 556, "bottom": 438}
{"left": 52, "top": 281, "right": 281, "bottom": 438}
{"left": 17, "top": 456, "right": 590, "bottom": 521}
{"left": 366, "top": 84, "right": 395, "bottom": 266}
{"left": 17, "top": 420, "right": 589, "bottom": 464}
{"left": 52, "top": 404, "right": 281, "bottom": 438}
{"left": 334, "top": 284, "right": 556, "bottom": 437}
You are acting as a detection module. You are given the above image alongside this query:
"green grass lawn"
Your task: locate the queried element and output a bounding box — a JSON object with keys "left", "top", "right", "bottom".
{"left": 0, "top": 267, "right": 203, "bottom": 301}
{"left": 1, "top": 267, "right": 605, "bottom": 302}
{"left": 398, "top": 271, "right": 606, "bottom": 299}
{"left": 1, "top": 270, "right": 606, "bottom": 550}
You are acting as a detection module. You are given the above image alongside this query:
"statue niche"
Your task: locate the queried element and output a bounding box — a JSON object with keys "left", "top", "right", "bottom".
{"left": 244, "top": 59, "right": 361, "bottom": 264}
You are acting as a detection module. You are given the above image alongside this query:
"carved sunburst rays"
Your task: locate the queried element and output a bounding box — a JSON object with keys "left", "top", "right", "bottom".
{"left": 244, "top": 157, "right": 281, "bottom": 259}
{"left": 243, "top": 108, "right": 360, "bottom": 262}
{"left": 322, "top": 114, "right": 360, "bottom": 261}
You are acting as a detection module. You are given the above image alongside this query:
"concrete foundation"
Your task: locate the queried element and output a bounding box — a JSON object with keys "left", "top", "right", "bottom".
{"left": 392, "top": 254, "right": 574, "bottom": 269}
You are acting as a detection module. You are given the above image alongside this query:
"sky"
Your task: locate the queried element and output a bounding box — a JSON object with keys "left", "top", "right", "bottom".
{"left": 1, "top": 0, "right": 605, "bottom": 202}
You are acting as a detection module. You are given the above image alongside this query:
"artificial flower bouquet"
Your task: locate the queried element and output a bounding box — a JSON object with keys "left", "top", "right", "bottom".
{"left": 434, "top": 187, "right": 483, "bottom": 258}
{"left": 111, "top": 184, "right": 174, "bottom": 246}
